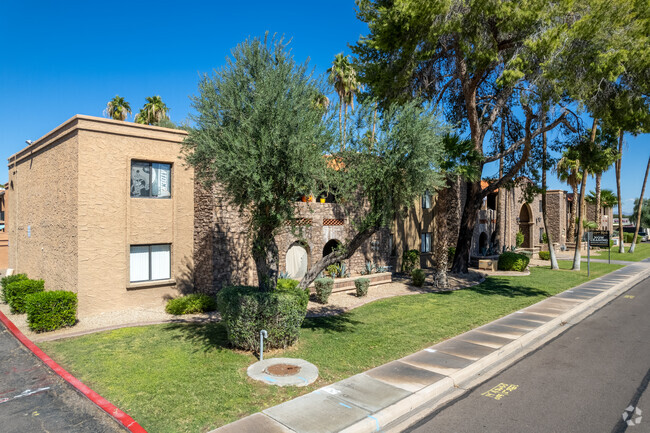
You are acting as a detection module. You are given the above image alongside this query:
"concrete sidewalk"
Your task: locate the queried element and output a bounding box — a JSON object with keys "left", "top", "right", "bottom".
{"left": 212, "top": 262, "right": 650, "bottom": 433}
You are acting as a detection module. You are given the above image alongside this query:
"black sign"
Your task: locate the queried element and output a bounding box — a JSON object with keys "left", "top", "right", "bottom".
{"left": 590, "top": 230, "right": 610, "bottom": 247}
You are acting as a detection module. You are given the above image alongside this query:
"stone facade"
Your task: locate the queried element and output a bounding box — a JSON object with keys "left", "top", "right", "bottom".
{"left": 194, "top": 185, "right": 391, "bottom": 291}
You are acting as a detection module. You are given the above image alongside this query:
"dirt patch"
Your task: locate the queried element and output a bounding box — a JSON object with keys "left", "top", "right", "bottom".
{"left": 265, "top": 363, "right": 302, "bottom": 376}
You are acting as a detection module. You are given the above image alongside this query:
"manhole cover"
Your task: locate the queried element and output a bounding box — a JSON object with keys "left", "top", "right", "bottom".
{"left": 266, "top": 363, "right": 302, "bottom": 376}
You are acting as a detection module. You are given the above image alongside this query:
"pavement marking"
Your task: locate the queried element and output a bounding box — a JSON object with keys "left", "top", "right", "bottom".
{"left": 481, "top": 383, "right": 519, "bottom": 400}
{"left": 322, "top": 387, "right": 341, "bottom": 395}
{"left": 0, "top": 387, "right": 51, "bottom": 405}
{"left": 367, "top": 415, "right": 381, "bottom": 431}
{"left": 424, "top": 349, "right": 437, "bottom": 353}
{"left": 263, "top": 376, "right": 277, "bottom": 383}
{"left": 624, "top": 295, "right": 636, "bottom": 299}
{"left": 339, "top": 402, "right": 352, "bottom": 409}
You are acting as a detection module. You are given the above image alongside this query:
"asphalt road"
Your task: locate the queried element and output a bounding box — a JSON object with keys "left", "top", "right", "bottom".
{"left": 0, "top": 321, "right": 127, "bottom": 433}
{"left": 404, "top": 275, "right": 650, "bottom": 433}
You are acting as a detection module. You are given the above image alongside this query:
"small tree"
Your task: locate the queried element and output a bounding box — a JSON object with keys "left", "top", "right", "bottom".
{"left": 183, "top": 35, "right": 331, "bottom": 291}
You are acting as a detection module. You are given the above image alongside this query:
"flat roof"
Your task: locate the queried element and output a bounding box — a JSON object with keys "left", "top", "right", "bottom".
{"left": 8, "top": 114, "right": 188, "bottom": 167}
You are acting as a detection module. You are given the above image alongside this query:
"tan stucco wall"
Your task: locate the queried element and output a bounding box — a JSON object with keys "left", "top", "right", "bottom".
{"left": 7, "top": 115, "right": 193, "bottom": 317}
{"left": 7, "top": 129, "right": 79, "bottom": 290}
{"left": 391, "top": 197, "right": 435, "bottom": 270}
{"left": 75, "top": 117, "right": 193, "bottom": 316}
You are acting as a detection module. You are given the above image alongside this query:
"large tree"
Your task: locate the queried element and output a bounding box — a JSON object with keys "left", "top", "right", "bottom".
{"left": 352, "top": 0, "right": 625, "bottom": 272}
{"left": 298, "top": 100, "right": 445, "bottom": 289}
{"left": 556, "top": 148, "right": 582, "bottom": 247}
{"left": 183, "top": 35, "right": 332, "bottom": 291}
{"left": 630, "top": 155, "right": 650, "bottom": 252}
{"left": 135, "top": 96, "right": 170, "bottom": 125}
{"left": 104, "top": 95, "right": 132, "bottom": 121}
{"left": 327, "top": 53, "right": 358, "bottom": 148}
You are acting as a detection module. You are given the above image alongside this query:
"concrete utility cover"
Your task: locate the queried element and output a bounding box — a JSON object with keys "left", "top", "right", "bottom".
{"left": 247, "top": 358, "right": 318, "bottom": 387}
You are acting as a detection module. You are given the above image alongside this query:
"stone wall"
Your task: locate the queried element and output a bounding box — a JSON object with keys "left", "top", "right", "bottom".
{"left": 194, "top": 187, "right": 391, "bottom": 292}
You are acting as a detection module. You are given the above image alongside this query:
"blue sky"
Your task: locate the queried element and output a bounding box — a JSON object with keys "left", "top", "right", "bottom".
{"left": 1, "top": 0, "right": 648, "bottom": 214}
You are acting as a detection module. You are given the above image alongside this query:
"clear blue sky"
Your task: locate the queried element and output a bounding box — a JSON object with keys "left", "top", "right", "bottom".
{"left": 1, "top": 0, "right": 648, "bottom": 214}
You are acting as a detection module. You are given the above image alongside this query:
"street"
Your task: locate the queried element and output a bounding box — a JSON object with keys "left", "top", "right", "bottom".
{"left": 404, "top": 275, "right": 650, "bottom": 433}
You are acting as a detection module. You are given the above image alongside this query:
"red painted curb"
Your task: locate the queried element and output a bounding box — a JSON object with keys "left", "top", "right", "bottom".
{"left": 0, "top": 311, "right": 147, "bottom": 433}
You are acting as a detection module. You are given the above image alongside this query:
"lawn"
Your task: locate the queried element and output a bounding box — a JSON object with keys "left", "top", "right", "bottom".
{"left": 591, "top": 242, "right": 650, "bottom": 262}
{"left": 40, "top": 261, "right": 622, "bottom": 433}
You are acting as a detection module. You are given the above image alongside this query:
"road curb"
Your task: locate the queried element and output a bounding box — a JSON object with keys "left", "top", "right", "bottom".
{"left": 0, "top": 310, "right": 147, "bottom": 433}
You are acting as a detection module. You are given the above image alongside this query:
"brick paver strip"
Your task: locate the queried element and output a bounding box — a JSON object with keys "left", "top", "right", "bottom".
{"left": 0, "top": 311, "right": 147, "bottom": 433}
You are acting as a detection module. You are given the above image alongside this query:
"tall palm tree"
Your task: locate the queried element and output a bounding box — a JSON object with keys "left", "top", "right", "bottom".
{"left": 327, "top": 53, "right": 357, "bottom": 149}
{"left": 556, "top": 149, "right": 582, "bottom": 245}
{"left": 135, "top": 96, "right": 170, "bottom": 125}
{"left": 629, "top": 155, "right": 650, "bottom": 253}
{"left": 104, "top": 95, "right": 132, "bottom": 121}
{"left": 586, "top": 127, "right": 619, "bottom": 226}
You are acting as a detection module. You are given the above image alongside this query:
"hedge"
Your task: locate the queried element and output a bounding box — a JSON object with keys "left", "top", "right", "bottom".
{"left": 498, "top": 252, "right": 530, "bottom": 272}
{"left": 314, "top": 278, "right": 334, "bottom": 304}
{"left": 216, "top": 285, "right": 309, "bottom": 351}
{"left": 402, "top": 249, "right": 419, "bottom": 274}
{"left": 165, "top": 294, "right": 218, "bottom": 315}
{"left": 411, "top": 269, "right": 426, "bottom": 287}
{"left": 354, "top": 278, "right": 369, "bottom": 297}
{"left": 25, "top": 290, "right": 77, "bottom": 332}
{"left": 538, "top": 251, "right": 550, "bottom": 260}
{"left": 1, "top": 273, "right": 27, "bottom": 303}
{"left": 5, "top": 279, "right": 45, "bottom": 314}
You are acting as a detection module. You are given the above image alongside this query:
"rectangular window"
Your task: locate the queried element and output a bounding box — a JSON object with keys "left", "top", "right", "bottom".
{"left": 422, "top": 191, "right": 432, "bottom": 209}
{"left": 131, "top": 161, "right": 171, "bottom": 198}
{"left": 130, "top": 244, "right": 171, "bottom": 282}
{"left": 421, "top": 233, "right": 432, "bottom": 253}
{"left": 539, "top": 228, "right": 545, "bottom": 243}
{"left": 539, "top": 200, "right": 543, "bottom": 213}
{"left": 389, "top": 233, "right": 394, "bottom": 256}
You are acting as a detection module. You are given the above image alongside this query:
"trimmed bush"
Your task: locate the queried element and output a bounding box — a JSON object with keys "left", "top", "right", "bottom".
{"left": 25, "top": 290, "right": 77, "bottom": 332}
{"left": 216, "top": 285, "right": 308, "bottom": 351}
{"left": 1, "top": 273, "right": 27, "bottom": 303}
{"left": 165, "top": 294, "right": 218, "bottom": 315}
{"left": 516, "top": 231, "right": 525, "bottom": 248}
{"left": 314, "top": 278, "right": 334, "bottom": 304}
{"left": 623, "top": 232, "right": 642, "bottom": 244}
{"left": 538, "top": 251, "right": 550, "bottom": 260}
{"left": 354, "top": 278, "right": 370, "bottom": 297}
{"left": 6, "top": 279, "right": 45, "bottom": 314}
{"left": 498, "top": 252, "right": 530, "bottom": 272}
{"left": 411, "top": 268, "right": 426, "bottom": 287}
{"left": 401, "top": 249, "right": 419, "bottom": 274}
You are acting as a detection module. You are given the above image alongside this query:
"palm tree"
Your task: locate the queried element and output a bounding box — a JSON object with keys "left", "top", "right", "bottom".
{"left": 311, "top": 92, "right": 330, "bottom": 113}
{"left": 629, "top": 155, "right": 650, "bottom": 253}
{"left": 556, "top": 149, "right": 582, "bottom": 245}
{"left": 327, "top": 54, "right": 357, "bottom": 149}
{"left": 586, "top": 127, "right": 619, "bottom": 226}
{"left": 104, "top": 95, "right": 132, "bottom": 121}
{"left": 135, "top": 96, "right": 170, "bottom": 125}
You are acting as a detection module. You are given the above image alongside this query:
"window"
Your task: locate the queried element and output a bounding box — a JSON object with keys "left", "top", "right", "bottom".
{"left": 539, "top": 201, "right": 543, "bottom": 213}
{"left": 421, "top": 233, "right": 432, "bottom": 253}
{"left": 422, "top": 191, "right": 432, "bottom": 209}
{"left": 131, "top": 161, "right": 171, "bottom": 198}
{"left": 130, "top": 244, "right": 171, "bottom": 282}
{"left": 539, "top": 228, "right": 545, "bottom": 243}
{"left": 389, "top": 233, "right": 395, "bottom": 256}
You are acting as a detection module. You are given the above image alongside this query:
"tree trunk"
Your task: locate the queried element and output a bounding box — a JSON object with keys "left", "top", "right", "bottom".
{"left": 343, "top": 104, "right": 348, "bottom": 149}
{"left": 493, "top": 118, "right": 506, "bottom": 252}
{"left": 252, "top": 228, "right": 279, "bottom": 291}
{"left": 568, "top": 182, "right": 578, "bottom": 246}
{"left": 298, "top": 227, "right": 379, "bottom": 289}
{"left": 542, "top": 119, "right": 559, "bottom": 269}
{"left": 595, "top": 172, "right": 602, "bottom": 228}
{"left": 572, "top": 118, "right": 598, "bottom": 270}
{"left": 433, "top": 178, "right": 452, "bottom": 288}
{"left": 338, "top": 102, "right": 343, "bottom": 149}
{"left": 451, "top": 180, "right": 482, "bottom": 273}
{"left": 616, "top": 130, "right": 625, "bottom": 253}
{"left": 370, "top": 103, "right": 377, "bottom": 147}
{"left": 629, "top": 155, "right": 650, "bottom": 253}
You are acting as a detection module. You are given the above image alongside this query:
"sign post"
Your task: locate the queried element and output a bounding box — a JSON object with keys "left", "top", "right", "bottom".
{"left": 590, "top": 230, "right": 611, "bottom": 268}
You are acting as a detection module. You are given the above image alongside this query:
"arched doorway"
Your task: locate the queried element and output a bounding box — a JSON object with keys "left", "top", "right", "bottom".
{"left": 518, "top": 204, "right": 532, "bottom": 248}
{"left": 323, "top": 239, "right": 342, "bottom": 258}
{"left": 479, "top": 232, "right": 489, "bottom": 255}
{"left": 286, "top": 242, "right": 309, "bottom": 279}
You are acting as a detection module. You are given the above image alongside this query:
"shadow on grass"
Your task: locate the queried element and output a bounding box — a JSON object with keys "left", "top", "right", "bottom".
{"left": 468, "top": 277, "right": 551, "bottom": 298}
{"left": 164, "top": 322, "right": 231, "bottom": 353}
{"left": 302, "top": 312, "right": 362, "bottom": 334}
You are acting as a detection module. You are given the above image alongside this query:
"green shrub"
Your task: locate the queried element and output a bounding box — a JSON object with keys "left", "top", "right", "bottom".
{"left": 25, "top": 290, "right": 77, "bottom": 332}
{"left": 6, "top": 279, "right": 45, "bottom": 314}
{"left": 354, "top": 278, "right": 370, "bottom": 297}
{"left": 447, "top": 247, "right": 456, "bottom": 264}
{"left": 326, "top": 264, "right": 339, "bottom": 278}
{"left": 216, "top": 285, "right": 308, "bottom": 351}
{"left": 538, "top": 251, "right": 550, "bottom": 260}
{"left": 542, "top": 232, "right": 548, "bottom": 244}
{"left": 623, "top": 232, "right": 642, "bottom": 244}
{"left": 314, "top": 278, "right": 334, "bottom": 304}
{"left": 1, "top": 273, "right": 27, "bottom": 303}
{"left": 411, "top": 268, "right": 426, "bottom": 287}
{"left": 498, "top": 252, "right": 530, "bottom": 272}
{"left": 165, "top": 294, "right": 218, "bottom": 315}
{"left": 402, "top": 249, "right": 419, "bottom": 274}
{"left": 516, "top": 231, "right": 525, "bottom": 248}
{"left": 276, "top": 279, "right": 309, "bottom": 310}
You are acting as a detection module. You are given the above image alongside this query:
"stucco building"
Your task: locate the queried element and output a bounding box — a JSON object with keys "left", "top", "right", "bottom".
{"left": 7, "top": 115, "right": 194, "bottom": 316}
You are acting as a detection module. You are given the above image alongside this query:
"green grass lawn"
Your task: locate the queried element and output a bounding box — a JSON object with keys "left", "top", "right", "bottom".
{"left": 40, "top": 261, "right": 621, "bottom": 433}
{"left": 591, "top": 242, "right": 650, "bottom": 262}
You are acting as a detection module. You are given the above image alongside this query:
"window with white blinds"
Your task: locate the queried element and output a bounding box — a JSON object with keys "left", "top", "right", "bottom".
{"left": 130, "top": 244, "right": 171, "bottom": 282}
{"left": 421, "top": 233, "right": 432, "bottom": 253}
